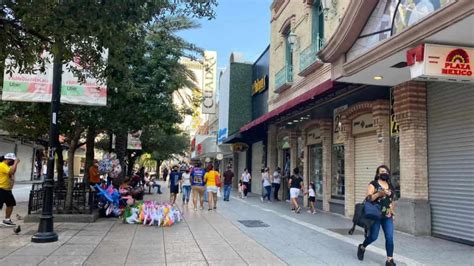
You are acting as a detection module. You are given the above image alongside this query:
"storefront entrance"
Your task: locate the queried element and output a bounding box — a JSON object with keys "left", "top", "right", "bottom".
{"left": 308, "top": 144, "right": 323, "bottom": 209}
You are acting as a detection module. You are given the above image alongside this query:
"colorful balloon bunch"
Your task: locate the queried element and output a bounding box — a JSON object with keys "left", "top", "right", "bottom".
{"left": 99, "top": 153, "right": 122, "bottom": 179}
{"left": 95, "top": 184, "right": 122, "bottom": 217}
{"left": 123, "top": 201, "right": 182, "bottom": 227}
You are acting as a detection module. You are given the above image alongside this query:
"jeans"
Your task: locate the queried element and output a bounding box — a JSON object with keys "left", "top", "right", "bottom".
{"left": 182, "top": 185, "right": 191, "bottom": 202}
{"left": 263, "top": 185, "right": 271, "bottom": 201}
{"left": 223, "top": 185, "right": 232, "bottom": 201}
{"left": 272, "top": 183, "right": 280, "bottom": 200}
{"left": 152, "top": 183, "right": 161, "bottom": 194}
{"left": 363, "top": 217, "right": 394, "bottom": 257}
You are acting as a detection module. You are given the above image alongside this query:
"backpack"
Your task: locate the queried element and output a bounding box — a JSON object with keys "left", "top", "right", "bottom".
{"left": 348, "top": 202, "right": 374, "bottom": 238}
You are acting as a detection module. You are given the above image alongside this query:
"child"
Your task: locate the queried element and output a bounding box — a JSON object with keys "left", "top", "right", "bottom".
{"left": 307, "top": 181, "right": 316, "bottom": 214}
{"left": 238, "top": 180, "right": 245, "bottom": 199}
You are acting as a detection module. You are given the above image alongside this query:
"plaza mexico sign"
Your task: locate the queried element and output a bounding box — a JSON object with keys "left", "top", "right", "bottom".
{"left": 407, "top": 44, "right": 473, "bottom": 83}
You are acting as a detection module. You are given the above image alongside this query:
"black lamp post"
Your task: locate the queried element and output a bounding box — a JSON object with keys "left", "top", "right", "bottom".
{"left": 31, "top": 47, "right": 62, "bottom": 243}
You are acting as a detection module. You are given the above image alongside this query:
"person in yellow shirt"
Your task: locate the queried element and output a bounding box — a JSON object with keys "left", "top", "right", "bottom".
{"left": 0, "top": 153, "right": 20, "bottom": 226}
{"left": 204, "top": 164, "right": 220, "bottom": 211}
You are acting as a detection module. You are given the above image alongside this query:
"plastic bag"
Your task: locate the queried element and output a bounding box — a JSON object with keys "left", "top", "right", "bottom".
{"left": 217, "top": 187, "right": 222, "bottom": 198}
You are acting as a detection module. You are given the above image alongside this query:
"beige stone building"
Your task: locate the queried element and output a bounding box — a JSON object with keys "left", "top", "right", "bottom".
{"left": 239, "top": 0, "right": 473, "bottom": 245}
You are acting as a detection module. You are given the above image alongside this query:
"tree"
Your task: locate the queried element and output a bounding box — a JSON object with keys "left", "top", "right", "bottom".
{"left": 0, "top": 1, "right": 217, "bottom": 212}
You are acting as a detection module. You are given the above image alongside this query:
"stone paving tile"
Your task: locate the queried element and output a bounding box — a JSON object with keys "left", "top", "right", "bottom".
{"left": 165, "top": 251, "right": 206, "bottom": 263}
{"left": 166, "top": 261, "right": 208, "bottom": 266}
{"left": 50, "top": 243, "right": 96, "bottom": 256}
{"left": 208, "top": 259, "right": 248, "bottom": 266}
{"left": 0, "top": 255, "right": 47, "bottom": 265}
{"left": 66, "top": 235, "right": 104, "bottom": 245}
{"left": 38, "top": 255, "right": 88, "bottom": 265}
{"left": 10, "top": 243, "right": 62, "bottom": 256}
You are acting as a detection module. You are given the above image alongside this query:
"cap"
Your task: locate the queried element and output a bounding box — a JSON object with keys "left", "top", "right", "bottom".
{"left": 4, "top": 153, "right": 16, "bottom": 160}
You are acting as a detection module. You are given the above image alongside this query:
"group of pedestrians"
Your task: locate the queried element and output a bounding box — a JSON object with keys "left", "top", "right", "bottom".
{"left": 166, "top": 162, "right": 235, "bottom": 211}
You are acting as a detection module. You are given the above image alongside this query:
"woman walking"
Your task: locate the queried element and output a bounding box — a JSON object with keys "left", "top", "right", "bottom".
{"left": 240, "top": 168, "right": 251, "bottom": 198}
{"left": 181, "top": 166, "right": 192, "bottom": 205}
{"left": 357, "top": 165, "right": 396, "bottom": 266}
{"left": 261, "top": 167, "right": 272, "bottom": 202}
{"left": 272, "top": 167, "right": 281, "bottom": 201}
{"left": 288, "top": 168, "right": 304, "bottom": 213}
{"left": 204, "top": 164, "right": 220, "bottom": 211}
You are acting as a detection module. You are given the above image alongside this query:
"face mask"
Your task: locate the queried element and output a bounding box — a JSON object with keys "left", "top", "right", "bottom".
{"left": 379, "top": 173, "right": 390, "bottom": 181}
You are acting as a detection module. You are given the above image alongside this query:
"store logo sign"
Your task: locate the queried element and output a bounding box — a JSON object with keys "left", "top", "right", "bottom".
{"left": 441, "top": 49, "right": 472, "bottom": 76}
{"left": 252, "top": 75, "right": 267, "bottom": 95}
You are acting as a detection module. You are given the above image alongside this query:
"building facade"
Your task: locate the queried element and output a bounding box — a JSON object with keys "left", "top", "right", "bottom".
{"left": 237, "top": 0, "right": 473, "bottom": 245}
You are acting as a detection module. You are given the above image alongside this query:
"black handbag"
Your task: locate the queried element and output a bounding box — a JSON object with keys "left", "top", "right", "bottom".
{"left": 364, "top": 199, "right": 382, "bottom": 220}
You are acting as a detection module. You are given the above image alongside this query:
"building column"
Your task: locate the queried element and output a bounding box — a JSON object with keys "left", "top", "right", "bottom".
{"left": 373, "top": 100, "right": 391, "bottom": 166}
{"left": 393, "top": 81, "right": 431, "bottom": 236}
{"left": 341, "top": 117, "right": 355, "bottom": 217}
{"left": 232, "top": 152, "right": 239, "bottom": 189}
{"left": 320, "top": 120, "right": 332, "bottom": 212}
{"left": 290, "top": 131, "right": 301, "bottom": 202}
{"left": 267, "top": 125, "right": 278, "bottom": 172}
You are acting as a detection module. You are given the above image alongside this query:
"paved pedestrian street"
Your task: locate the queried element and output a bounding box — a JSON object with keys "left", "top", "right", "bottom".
{"left": 0, "top": 188, "right": 472, "bottom": 265}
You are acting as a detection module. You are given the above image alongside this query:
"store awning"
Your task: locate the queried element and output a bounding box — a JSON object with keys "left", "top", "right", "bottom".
{"left": 240, "top": 79, "right": 333, "bottom": 133}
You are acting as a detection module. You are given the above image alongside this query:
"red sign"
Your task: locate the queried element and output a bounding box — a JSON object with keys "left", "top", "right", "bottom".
{"left": 441, "top": 49, "right": 472, "bottom": 76}
{"left": 197, "top": 144, "right": 203, "bottom": 155}
{"left": 408, "top": 44, "right": 473, "bottom": 82}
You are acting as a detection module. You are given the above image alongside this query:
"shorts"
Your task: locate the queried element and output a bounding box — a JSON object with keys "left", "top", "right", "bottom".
{"left": 192, "top": 186, "right": 205, "bottom": 198}
{"left": 206, "top": 186, "right": 218, "bottom": 193}
{"left": 290, "top": 188, "right": 300, "bottom": 199}
{"left": 170, "top": 186, "right": 179, "bottom": 194}
{"left": 0, "top": 189, "right": 16, "bottom": 209}
{"left": 309, "top": 196, "right": 316, "bottom": 202}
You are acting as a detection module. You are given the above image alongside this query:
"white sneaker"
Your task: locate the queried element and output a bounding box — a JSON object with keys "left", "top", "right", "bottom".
{"left": 307, "top": 210, "right": 312, "bottom": 213}
{"left": 260, "top": 197, "right": 264, "bottom": 202}
{"left": 2, "top": 219, "right": 16, "bottom": 226}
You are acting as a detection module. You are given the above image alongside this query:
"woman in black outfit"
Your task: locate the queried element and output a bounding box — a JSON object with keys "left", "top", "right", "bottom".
{"left": 357, "top": 165, "right": 396, "bottom": 266}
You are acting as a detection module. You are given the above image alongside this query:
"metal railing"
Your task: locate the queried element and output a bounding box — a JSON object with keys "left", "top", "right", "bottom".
{"left": 274, "top": 64, "right": 293, "bottom": 91}
{"left": 299, "top": 36, "right": 325, "bottom": 73}
{"left": 28, "top": 183, "right": 96, "bottom": 215}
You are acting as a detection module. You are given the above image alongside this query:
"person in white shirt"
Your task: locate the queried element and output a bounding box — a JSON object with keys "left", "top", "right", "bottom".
{"left": 240, "top": 168, "right": 251, "bottom": 198}
{"left": 261, "top": 167, "right": 272, "bottom": 202}
{"left": 272, "top": 167, "right": 281, "bottom": 201}
{"left": 307, "top": 181, "right": 316, "bottom": 214}
{"left": 181, "top": 167, "right": 192, "bottom": 205}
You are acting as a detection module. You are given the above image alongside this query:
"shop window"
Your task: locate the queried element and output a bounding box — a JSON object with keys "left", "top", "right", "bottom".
{"left": 309, "top": 144, "right": 323, "bottom": 199}
{"left": 331, "top": 144, "right": 345, "bottom": 199}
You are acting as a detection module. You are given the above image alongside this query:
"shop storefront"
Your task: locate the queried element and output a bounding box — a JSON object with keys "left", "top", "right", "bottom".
{"left": 318, "top": 0, "right": 473, "bottom": 243}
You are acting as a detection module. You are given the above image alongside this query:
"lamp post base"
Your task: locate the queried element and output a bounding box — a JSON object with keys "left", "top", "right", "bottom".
{"left": 31, "top": 231, "right": 58, "bottom": 243}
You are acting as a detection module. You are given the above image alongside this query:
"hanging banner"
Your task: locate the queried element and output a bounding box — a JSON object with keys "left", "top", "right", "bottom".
{"left": 127, "top": 130, "right": 142, "bottom": 150}
{"left": 2, "top": 50, "right": 108, "bottom": 106}
{"left": 202, "top": 51, "right": 217, "bottom": 114}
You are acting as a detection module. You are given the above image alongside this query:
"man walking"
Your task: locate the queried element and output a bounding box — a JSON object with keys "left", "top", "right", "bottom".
{"left": 223, "top": 166, "right": 234, "bottom": 201}
{"left": 0, "top": 153, "right": 20, "bottom": 226}
{"left": 168, "top": 165, "right": 182, "bottom": 205}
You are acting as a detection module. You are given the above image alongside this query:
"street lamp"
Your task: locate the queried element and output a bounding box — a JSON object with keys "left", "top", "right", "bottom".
{"left": 287, "top": 30, "right": 297, "bottom": 51}
{"left": 31, "top": 47, "right": 62, "bottom": 243}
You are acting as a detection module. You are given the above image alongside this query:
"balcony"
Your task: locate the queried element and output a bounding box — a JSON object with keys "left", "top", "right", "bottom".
{"left": 298, "top": 37, "right": 325, "bottom": 77}
{"left": 274, "top": 65, "right": 293, "bottom": 93}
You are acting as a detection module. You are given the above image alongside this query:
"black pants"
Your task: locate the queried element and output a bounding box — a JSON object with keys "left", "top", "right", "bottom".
{"left": 243, "top": 182, "right": 250, "bottom": 197}
{"left": 272, "top": 183, "right": 280, "bottom": 200}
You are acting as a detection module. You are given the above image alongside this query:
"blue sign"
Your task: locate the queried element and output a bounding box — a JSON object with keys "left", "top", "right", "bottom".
{"left": 217, "top": 128, "right": 228, "bottom": 144}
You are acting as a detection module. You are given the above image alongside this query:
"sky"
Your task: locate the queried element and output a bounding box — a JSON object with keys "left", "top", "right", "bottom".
{"left": 178, "top": 0, "right": 273, "bottom": 70}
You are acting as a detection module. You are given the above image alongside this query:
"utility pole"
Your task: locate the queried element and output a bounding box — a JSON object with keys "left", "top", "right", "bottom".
{"left": 31, "top": 45, "right": 62, "bottom": 243}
